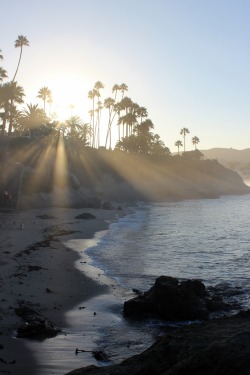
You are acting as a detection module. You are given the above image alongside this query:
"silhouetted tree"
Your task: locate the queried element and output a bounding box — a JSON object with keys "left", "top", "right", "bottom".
{"left": 37, "top": 87, "right": 52, "bottom": 113}
{"left": 0, "top": 68, "right": 8, "bottom": 82}
{"left": 192, "top": 136, "right": 200, "bottom": 150}
{"left": 180, "top": 127, "right": 190, "bottom": 151}
{"left": 175, "top": 140, "right": 183, "bottom": 155}
{"left": 0, "top": 82, "right": 25, "bottom": 136}
{"left": 18, "top": 103, "right": 47, "bottom": 137}
{"left": 12, "top": 35, "right": 29, "bottom": 82}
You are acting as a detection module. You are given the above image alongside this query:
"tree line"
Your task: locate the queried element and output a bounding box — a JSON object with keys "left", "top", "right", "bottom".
{"left": 0, "top": 35, "right": 200, "bottom": 157}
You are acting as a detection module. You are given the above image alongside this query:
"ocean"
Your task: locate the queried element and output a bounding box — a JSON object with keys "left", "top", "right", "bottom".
{"left": 84, "top": 194, "right": 250, "bottom": 364}
{"left": 28, "top": 194, "right": 250, "bottom": 374}
{"left": 88, "top": 194, "right": 250, "bottom": 297}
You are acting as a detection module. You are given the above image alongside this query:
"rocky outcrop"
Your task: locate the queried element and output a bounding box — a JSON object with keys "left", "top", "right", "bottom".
{"left": 102, "top": 201, "right": 113, "bottom": 210}
{"left": 65, "top": 310, "right": 250, "bottom": 375}
{"left": 123, "top": 276, "right": 230, "bottom": 321}
{"left": 75, "top": 212, "right": 96, "bottom": 220}
{"left": 15, "top": 304, "right": 61, "bottom": 339}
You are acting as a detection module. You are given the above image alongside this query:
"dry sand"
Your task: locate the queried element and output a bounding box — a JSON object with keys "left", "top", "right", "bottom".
{"left": 0, "top": 206, "right": 126, "bottom": 375}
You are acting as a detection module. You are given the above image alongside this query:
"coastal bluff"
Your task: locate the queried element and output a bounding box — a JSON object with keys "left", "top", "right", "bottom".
{"left": 2, "top": 148, "right": 250, "bottom": 210}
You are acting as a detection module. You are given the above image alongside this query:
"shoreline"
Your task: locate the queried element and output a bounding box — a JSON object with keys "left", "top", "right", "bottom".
{"left": 0, "top": 206, "right": 128, "bottom": 375}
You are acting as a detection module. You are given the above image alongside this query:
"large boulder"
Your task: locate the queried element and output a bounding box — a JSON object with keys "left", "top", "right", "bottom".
{"left": 124, "top": 276, "right": 229, "bottom": 321}
{"left": 15, "top": 305, "right": 61, "bottom": 339}
{"left": 75, "top": 212, "right": 96, "bottom": 220}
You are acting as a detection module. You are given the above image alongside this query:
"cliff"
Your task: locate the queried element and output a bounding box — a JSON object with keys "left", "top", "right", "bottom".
{"left": 1, "top": 146, "right": 249, "bottom": 209}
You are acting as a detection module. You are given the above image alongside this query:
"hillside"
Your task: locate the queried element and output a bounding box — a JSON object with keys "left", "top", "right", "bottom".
{"left": 200, "top": 148, "right": 250, "bottom": 185}
{"left": 0, "top": 141, "right": 249, "bottom": 209}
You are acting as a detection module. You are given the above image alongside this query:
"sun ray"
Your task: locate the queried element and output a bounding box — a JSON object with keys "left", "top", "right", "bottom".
{"left": 52, "top": 134, "right": 70, "bottom": 206}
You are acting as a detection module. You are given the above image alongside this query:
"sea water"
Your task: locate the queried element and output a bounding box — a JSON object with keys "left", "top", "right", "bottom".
{"left": 87, "top": 194, "right": 250, "bottom": 296}
{"left": 85, "top": 194, "right": 250, "bottom": 362}
{"left": 27, "top": 194, "right": 250, "bottom": 373}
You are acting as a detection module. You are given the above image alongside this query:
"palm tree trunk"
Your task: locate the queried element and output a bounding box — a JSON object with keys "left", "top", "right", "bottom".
{"left": 13, "top": 47, "right": 22, "bottom": 82}
{"left": 92, "top": 99, "right": 95, "bottom": 147}
{"left": 8, "top": 100, "right": 14, "bottom": 136}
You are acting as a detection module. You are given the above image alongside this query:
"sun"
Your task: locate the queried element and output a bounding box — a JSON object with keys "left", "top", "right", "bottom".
{"left": 42, "top": 71, "right": 115, "bottom": 147}
{"left": 47, "top": 72, "right": 91, "bottom": 122}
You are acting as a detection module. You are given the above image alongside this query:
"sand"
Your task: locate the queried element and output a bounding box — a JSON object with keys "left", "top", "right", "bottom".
{"left": 0, "top": 206, "right": 126, "bottom": 375}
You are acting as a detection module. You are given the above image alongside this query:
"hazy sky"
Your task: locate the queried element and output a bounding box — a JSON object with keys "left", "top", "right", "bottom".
{"left": 1, "top": 0, "right": 249, "bottom": 151}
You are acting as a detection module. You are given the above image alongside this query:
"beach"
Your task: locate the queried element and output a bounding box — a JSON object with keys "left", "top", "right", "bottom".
{"left": 0, "top": 205, "right": 126, "bottom": 375}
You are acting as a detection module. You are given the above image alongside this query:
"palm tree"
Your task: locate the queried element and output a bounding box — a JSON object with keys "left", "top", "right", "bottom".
{"left": 18, "top": 103, "right": 47, "bottom": 137}
{"left": 119, "top": 97, "right": 133, "bottom": 137}
{"left": 88, "top": 88, "right": 99, "bottom": 147}
{"left": 37, "top": 87, "right": 52, "bottom": 113}
{"left": 9, "top": 108, "right": 23, "bottom": 135}
{"left": 0, "top": 68, "right": 8, "bottom": 82}
{"left": 9, "top": 36, "right": 29, "bottom": 138}
{"left": 116, "top": 118, "right": 167, "bottom": 156}
{"left": 94, "top": 82, "right": 104, "bottom": 148}
{"left": 152, "top": 134, "right": 170, "bottom": 156}
{"left": 175, "top": 140, "right": 183, "bottom": 155}
{"left": 180, "top": 127, "right": 190, "bottom": 151}
{"left": 78, "top": 123, "right": 92, "bottom": 147}
{"left": 94, "top": 81, "right": 104, "bottom": 92}
{"left": 112, "top": 84, "right": 120, "bottom": 100}
{"left": 119, "top": 112, "right": 137, "bottom": 139}
{"left": 0, "top": 50, "right": 8, "bottom": 82}
{"left": 138, "top": 119, "right": 154, "bottom": 133}
{"left": 65, "top": 115, "right": 85, "bottom": 142}
{"left": 88, "top": 108, "right": 94, "bottom": 146}
{"left": 104, "top": 97, "right": 116, "bottom": 149}
{"left": 95, "top": 100, "right": 103, "bottom": 148}
{"left": 0, "top": 82, "right": 25, "bottom": 136}
{"left": 119, "top": 83, "right": 128, "bottom": 99}
{"left": 12, "top": 35, "right": 29, "bottom": 82}
{"left": 136, "top": 106, "right": 148, "bottom": 124}
{"left": 192, "top": 136, "right": 200, "bottom": 150}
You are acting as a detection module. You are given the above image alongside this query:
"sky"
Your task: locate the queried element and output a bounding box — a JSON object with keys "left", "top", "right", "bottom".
{"left": 1, "top": 0, "right": 249, "bottom": 152}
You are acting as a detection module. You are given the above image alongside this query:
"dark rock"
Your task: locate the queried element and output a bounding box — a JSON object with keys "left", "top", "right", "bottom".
{"left": 27, "top": 265, "right": 43, "bottom": 272}
{"left": 132, "top": 288, "right": 143, "bottom": 295}
{"left": 16, "top": 320, "right": 60, "bottom": 339}
{"left": 124, "top": 276, "right": 229, "bottom": 321}
{"left": 92, "top": 350, "right": 108, "bottom": 361}
{"left": 206, "top": 295, "right": 231, "bottom": 312}
{"left": 36, "top": 214, "right": 57, "bottom": 219}
{"left": 15, "top": 305, "right": 61, "bottom": 339}
{"left": 87, "top": 197, "right": 101, "bottom": 209}
{"left": 65, "top": 310, "right": 250, "bottom": 375}
{"left": 75, "top": 213, "right": 96, "bottom": 220}
{"left": 102, "top": 201, "right": 113, "bottom": 210}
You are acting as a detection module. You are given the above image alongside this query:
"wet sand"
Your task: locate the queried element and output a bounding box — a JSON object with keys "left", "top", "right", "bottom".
{"left": 0, "top": 206, "right": 126, "bottom": 375}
